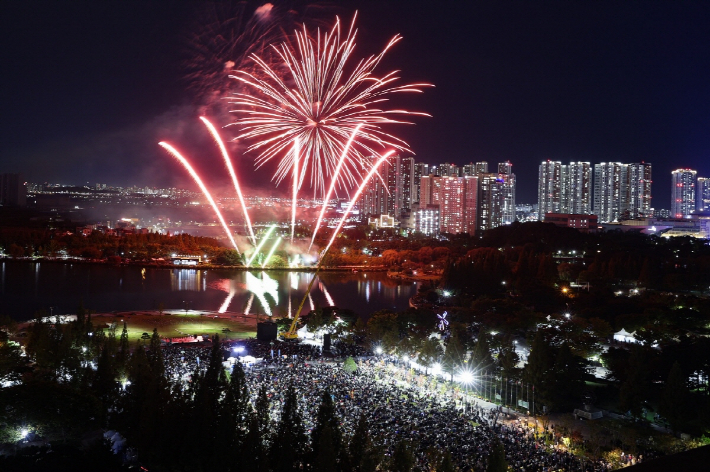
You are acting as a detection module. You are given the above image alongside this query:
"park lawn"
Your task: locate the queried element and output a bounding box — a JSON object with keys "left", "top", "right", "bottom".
{"left": 92, "top": 312, "right": 256, "bottom": 344}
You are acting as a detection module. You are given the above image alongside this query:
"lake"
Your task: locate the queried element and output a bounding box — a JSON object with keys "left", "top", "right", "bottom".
{"left": 0, "top": 261, "right": 418, "bottom": 321}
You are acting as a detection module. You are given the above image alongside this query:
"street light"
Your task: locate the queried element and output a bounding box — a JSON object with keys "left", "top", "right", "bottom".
{"left": 375, "top": 346, "right": 383, "bottom": 355}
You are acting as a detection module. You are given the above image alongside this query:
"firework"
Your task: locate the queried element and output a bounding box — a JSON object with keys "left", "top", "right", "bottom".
{"left": 158, "top": 142, "right": 240, "bottom": 252}
{"left": 228, "top": 14, "right": 431, "bottom": 198}
{"left": 199, "top": 116, "right": 256, "bottom": 244}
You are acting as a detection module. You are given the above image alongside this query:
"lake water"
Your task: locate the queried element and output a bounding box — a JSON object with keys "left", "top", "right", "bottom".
{"left": 0, "top": 261, "right": 417, "bottom": 321}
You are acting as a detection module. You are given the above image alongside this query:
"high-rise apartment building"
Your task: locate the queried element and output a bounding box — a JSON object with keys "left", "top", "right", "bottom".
{"left": 671, "top": 169, "right": 697, "bottom": 218}
{"left": 593, "top": 163, "right": 626, "bottom": 223}
{"left": 591, "top": 162, "right": 652, "bottom": 222}
{"left": 0, "top": 173, "right": 26, "bottom": 207}
{"left": 497, "top": 161, "right": 516, "bottom": 225}
{"left": 359, "top": 155, "right": 416, "bottom": 218}
{"left": 627, "top": 163, "right": 653, "bottom": 218}
{"left": 412, "top": 162, "right": 429, "bottom": 204}
{"left": 462, "top": 163, "right": 477, "bottom": 176}
{"left": 477, "top": 174, "right": 502, "bottom": 231}
{"left": 698, "top": 177, "right": 710, "bottom": 212}
{"left": 419, "top": 175, "right": 478, "bottom": 234}
{"left": 562, "top": 162, "right": 592, "bottom": 215}
{"left": 538, "top": 161, "right": 563, "bottom": 220}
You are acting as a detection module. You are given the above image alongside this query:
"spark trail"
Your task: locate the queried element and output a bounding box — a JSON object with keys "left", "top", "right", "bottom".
{"left": 291, "top": 138, "right": 300, "bottom": 243}
{"left": 246, "top": 225, "right": 277, "bottom": 267}
{"left": 158, "top": 142, "right": 240, "bottom": 252}
{"left": 262, "top": 236, "right": 282, "bottom": 268}
{"left": 199, "top": 116, "right": 256, "bottom": 245}
{"left": 321, "top": 151, "right": 394, "bottom": 259}
{"left": 309, "top": 123, "right": 362, "bottom": 250}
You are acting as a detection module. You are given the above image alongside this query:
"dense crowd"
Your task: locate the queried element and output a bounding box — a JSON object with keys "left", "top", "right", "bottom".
{"left": 161, "top": 340, "right": 614, "bottom": 471}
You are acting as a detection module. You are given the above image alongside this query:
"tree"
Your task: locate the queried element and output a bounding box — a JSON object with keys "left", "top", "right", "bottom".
{"left": 486, "top": 439, "right": 508, "bottom": 472}
{"left": 437, "top": 451, "right": 456, "bottom": 472}
{"left": 271, "top": 384, "right": 308, "bottom": 472}
{"left": 658, "top": 361, "right": 689, "bottom": 432}
{"left": 418, "top": 337, "right": 443, "bottom": 375}
{"left": 522, "top": 332, "right": 553, "bottom": 413}
{"left": 343, "top": 356, "right": 358, "bottom": 374}
{"left": 619, "top": 346, "right": 651, "bottom": 419}
{"left": 311, "top": 388, "right": 345, "bottom": 471}
{"left": 443, "top": 329, "right": 466, "bottom": 382}
{"left": 220, "top": 362, "right": 250, "bottom": 451}
{"left": 0, "top": 340, "right": 23, "bottom": 385}
{"left": 549, "top": 343, "right": 586, "bottom": 410}
{"left": 497, "top": 336, "right": 520, "bottom": 378}
{"left": 470, "top": 330, "right": 494, "bottom": 372}
{"left": 389, "top": 440, "right": 415, "bottom": 472}
{"left": 349, "top": 414, "right": 382, "bottom": 472}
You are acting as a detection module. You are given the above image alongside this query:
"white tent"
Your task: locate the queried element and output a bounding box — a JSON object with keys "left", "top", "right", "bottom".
{"left": 613, "top": 328, "right": 638, "bottom": 343}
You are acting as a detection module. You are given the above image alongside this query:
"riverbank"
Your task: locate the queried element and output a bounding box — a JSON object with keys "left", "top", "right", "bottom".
{"left": 0, "top": 256, "right": 390, "bottom": 272}
{"left": 15, "top": 310, "right": 259, "bottom": 345}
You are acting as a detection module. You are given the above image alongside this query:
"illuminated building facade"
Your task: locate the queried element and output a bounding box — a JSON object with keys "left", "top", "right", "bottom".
{"left": 671, "top": 168, "right": 697, "bottom": 218}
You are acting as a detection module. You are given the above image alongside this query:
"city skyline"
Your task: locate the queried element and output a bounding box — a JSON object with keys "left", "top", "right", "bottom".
{"left": 2, "top": 0, "right": 710, "bottom": 206}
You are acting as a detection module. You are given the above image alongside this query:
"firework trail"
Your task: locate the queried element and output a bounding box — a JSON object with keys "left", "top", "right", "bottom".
{"left": 309, "top": 123, "right": 362, "bottom": 250}
{"left": 261, "top": 236, "right": 282, "bottom": 268}
{"left": 246, "top": 224, "right": 277, "bottom": 267}
{"left": 321, "top": 151, "right": 394, "bottom": 259}
{"left": 219, "top": 290, "right": 236, "bottom": 313}
{"left": 228, "top": 14, "right": 431, "bottom": 198}
{"left": 319, "top": 280, "right": 335, "bottom": 307}
{"left": 291, "top": 137, "right": 300, "bottom": 243}
{"left": 244, "top": 293, "right": 254, "bottom": 315}
{"left": 158, "top": 142, "right": 240, "bottom": 252}
{"left": 199, "top": 116, "right": 256, "bottom": 245}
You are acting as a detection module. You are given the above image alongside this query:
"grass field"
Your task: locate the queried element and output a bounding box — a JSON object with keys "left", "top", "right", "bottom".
{"left": 92, "top": 311, "right": 257, "bottom": 344}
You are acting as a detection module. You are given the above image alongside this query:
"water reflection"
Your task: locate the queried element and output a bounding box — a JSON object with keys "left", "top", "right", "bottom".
{"left": 170, "top": 269, "right": 204, "bottom": 292}
{"left": 3, "top": 262, "right": 417, "bottom": 320}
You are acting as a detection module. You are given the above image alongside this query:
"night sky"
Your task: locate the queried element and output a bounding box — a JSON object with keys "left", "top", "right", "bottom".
{"left": 2, "top": 0, "right": 709, "bottom": 207}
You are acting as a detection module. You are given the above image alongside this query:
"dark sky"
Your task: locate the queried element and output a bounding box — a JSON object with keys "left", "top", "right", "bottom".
{"left": 2, "top": 0, "right": 709, "bottom": 207}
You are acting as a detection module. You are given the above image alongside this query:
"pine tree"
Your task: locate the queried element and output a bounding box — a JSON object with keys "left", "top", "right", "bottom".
{"left": 522, "top": 332, "right": 552, "bottom": 413}
{"left": 148, "top": 328, "right": 164, "bottom": 377}
{"left": 486, "top": 439, "right": 508, "bottom": 472}
{"left": 243, "top": 412, "right": 270, "bottom": 472}
{"left": 619, "top": 346, "right": 651, "bottom": 419}
{"left": 659, "top": 361, "right": 689, "bottom": 432}
{"left": 550, "top": 342, "right": 586, "bottom": 410}
{"left": 437, "top": 451, "right": 456, "bottom": 472}
{"left": 497, "top": 336, "right": 520, "bottom": 378}
{"left": 470, "top": 330, "right": 494, "bottom": 371}
{"left": 349, "top": 414, "right": 382, "bottom": 472}
{"left": 389, "top": 440, "right": 415, "bottom": 472}
{"left": 311, "top": 388, "right": 345, "bottom": 471}
{"left": 443, "top": 330, "right": 465, "bottom": 382}
{"left": 220, "top": 362, "right": 251, "bottom": 450}
{"left": 271, "top": 384, "right": 308, "bottom": 472}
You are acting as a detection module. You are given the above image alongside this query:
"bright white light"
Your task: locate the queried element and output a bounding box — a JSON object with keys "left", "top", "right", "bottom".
{"left": 233, "top": 346, "right": 245, "bottom": 353}
{"left": 459, "top": 370, "right": 474, "bottom": 385}
{"left": 442, "top": 290, "right": 451, "bottom": 297}
{"left": 375, "top": 347, "right": 383, "bottom": 354}
{"left": 20, "top": 428, "right": 28, "bottom": 439}
{"left": 403, "top": 355, "right": 409, "bottom": 362}
{"left": 564, "top": 313, "right": 571, "bottom": 319}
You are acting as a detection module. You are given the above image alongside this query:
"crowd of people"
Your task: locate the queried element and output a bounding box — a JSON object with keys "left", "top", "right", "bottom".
{"left": 159, "top": 339, "right": 619, "bottom": 471}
